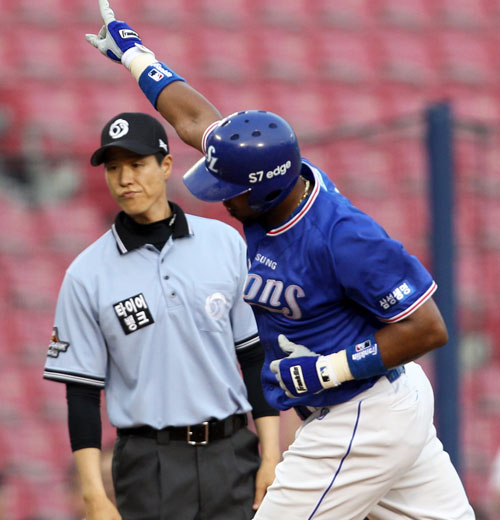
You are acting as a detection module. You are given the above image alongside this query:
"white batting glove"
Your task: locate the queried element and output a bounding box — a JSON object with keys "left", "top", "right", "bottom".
{"left": 85, "top": 0, "right": 155, "bottom": 69}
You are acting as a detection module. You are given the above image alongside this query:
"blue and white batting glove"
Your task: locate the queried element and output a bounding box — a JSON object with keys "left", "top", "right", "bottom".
{"left": 269, "top": 335, "right": 342, "bottom": 398}
{"left": 85, "top": 0, "right": 155, "bottom": 69}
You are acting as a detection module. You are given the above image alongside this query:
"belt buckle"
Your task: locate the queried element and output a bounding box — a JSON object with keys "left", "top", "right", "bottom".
{"left": 187, "top": 422, "right": 209, "bottom": 445}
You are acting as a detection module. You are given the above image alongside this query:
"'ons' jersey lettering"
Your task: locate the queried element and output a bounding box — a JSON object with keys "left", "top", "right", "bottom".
{"left": 243, "top": 274, "right": 305, "bottom": 320}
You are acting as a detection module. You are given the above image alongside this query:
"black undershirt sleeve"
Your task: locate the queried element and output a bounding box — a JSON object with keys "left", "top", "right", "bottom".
{"left": 66, "top": 383, "right": 102, "bottom": 452}
{"left": 237, "top": 342, "right": 280, "bottom": 420}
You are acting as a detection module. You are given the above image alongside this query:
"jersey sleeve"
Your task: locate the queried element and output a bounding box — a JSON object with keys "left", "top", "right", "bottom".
{"left": 230, "top": 233, "right": 260, "bottom": 351}
{"left": 43, "top": 271, "right": 108, "bottom": 387}
{"left": 329, "top": 207, "right": 436, "bottom": 323}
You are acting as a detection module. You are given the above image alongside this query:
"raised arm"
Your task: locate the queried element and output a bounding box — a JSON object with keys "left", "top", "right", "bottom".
{"left": 86, "top": 0, "right": 221, "bottom": 152}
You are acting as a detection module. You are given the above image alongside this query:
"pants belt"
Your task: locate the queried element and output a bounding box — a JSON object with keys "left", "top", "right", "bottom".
{"left": 386, "top": 365, "right": 405, "bottom": 383}
{"left": 117, "top": 413, "right": 248, "bottom": 446}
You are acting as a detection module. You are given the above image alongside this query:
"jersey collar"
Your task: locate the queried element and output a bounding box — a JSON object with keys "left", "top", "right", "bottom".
{"left": 112, "top": 201, "right": 191, "bottom": 254}
{"left": 266, "top": 165, "right": 321, "bottom": 237}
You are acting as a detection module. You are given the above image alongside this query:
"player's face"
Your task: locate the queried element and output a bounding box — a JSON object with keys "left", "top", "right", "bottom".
{"left": 223, "top": 192, "right": 261, "bottom": 224}
{"left": 104, "top": 148, "right": 172, "bottom": 224}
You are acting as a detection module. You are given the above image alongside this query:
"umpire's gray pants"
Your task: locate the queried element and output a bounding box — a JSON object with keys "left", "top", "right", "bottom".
{"left": 112, "top": 427, "right": 260, "bottom": 520}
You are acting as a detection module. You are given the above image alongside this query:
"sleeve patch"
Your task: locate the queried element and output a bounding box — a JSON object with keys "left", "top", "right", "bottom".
{"left": 47, "top": 327, "right": 70, "bottom": 358}
{"left": 378, "top": 281, "right": 414, "bottom": 312}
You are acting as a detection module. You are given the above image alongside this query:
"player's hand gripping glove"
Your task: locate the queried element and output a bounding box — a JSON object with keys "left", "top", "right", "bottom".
{"left": 269, "top": 335, "right": 344, "bottom": 398}
{"left": 85, "top": 0, "right": 155, "bottom": 69}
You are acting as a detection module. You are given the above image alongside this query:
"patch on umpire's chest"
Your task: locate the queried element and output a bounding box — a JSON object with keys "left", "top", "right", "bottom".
{"left": 47, "top": 327, "right": 70, "bottom": 358}
{"left": 113, "top": 293, "right": 154, "bottom": 335}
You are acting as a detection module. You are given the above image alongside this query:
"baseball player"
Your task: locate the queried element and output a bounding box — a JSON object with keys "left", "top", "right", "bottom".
{"left": 85, "top": 2, "right": 476, "bottom": 518}
{"left": 43, "top": 111, "right": 280, "bottom": 520}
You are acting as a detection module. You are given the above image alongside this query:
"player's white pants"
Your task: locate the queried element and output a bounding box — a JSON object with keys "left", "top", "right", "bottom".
{"left": 253, "top": 362, "right": 475, "bottom": 520}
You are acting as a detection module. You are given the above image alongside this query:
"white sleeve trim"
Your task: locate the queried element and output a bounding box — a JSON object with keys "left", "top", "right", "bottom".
{"left": 201, "top": 120, "right": 222, "bottom": 153}
{"left": 43, "top": 369, "right": 106, "bottom": 388}
{"left": 379, "top": 281, "right": 437, "bottom": 323}
{"left": 235, "top": 333, "right": 260, "bottom": 352}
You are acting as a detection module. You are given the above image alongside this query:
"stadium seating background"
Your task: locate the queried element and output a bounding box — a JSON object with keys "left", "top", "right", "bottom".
{"left": 1, "top": 0, "right": 500, "bottom": 517}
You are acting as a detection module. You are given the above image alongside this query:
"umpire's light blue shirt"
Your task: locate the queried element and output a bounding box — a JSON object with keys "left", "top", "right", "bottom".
{"left": 44, "top": 205, "right": 259, "bottom": 428}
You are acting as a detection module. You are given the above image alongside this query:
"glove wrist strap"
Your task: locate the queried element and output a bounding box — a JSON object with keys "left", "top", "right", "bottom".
{"left": 123, "top": 45, "right": 156, "bottom": 74}
{"left": 317, "top": 351, "right": 352, "bottom": 389}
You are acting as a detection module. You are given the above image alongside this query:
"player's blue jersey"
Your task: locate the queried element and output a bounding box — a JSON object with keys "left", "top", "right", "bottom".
{"left": 243, "top": 159, "right": 436, "bottom": 411}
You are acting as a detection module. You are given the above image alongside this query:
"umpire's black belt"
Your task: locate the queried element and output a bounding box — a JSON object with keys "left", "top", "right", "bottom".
{"left": 117, "top": 413, "right": 247, "bottom": 446}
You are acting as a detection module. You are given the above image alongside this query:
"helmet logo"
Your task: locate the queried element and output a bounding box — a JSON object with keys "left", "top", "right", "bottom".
{"left": 206, "top": 145, "right": 219, "bottom": 173}
{"left": 248, "top": 160, "right": 292, "bottom": 183}
{"left": 109, "top": 119, "right": 129, "bottom": 139}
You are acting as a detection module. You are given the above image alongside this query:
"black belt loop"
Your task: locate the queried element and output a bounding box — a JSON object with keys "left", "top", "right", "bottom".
{"left": 117, "top": 413, "right": 248, "bottom": 446}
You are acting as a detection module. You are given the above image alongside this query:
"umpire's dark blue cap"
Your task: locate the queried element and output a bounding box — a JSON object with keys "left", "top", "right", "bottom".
{"left": 90, "top": 112, "right": 169, "bottom": 166}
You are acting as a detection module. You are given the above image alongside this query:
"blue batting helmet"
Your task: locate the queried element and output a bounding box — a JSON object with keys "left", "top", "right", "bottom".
{"left": 183, "top": 110, "right": 301, "bottom": 212}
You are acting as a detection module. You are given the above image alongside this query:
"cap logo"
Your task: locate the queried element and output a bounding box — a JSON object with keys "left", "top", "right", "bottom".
{"left": 159, "top": 138, "right": 168, "bottom": 152}
{"left": 109, "top": 119, "right": 129, "bottom": 139}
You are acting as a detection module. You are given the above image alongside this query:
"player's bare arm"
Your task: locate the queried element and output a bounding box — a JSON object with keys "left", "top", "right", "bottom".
{"left": 155, "top": 82, "right": 221, "bottom": 153}
{"left": 375, "top": 297, "right": 448, "bottom": 368}
{"left": 86, "top": 0, "right": 220, "bottom": 152}
{"left": 73, "top": 448, "right": 121, "bottom": 520}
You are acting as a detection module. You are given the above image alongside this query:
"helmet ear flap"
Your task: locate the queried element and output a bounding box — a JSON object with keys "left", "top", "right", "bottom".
{"left": 248, "top": 174, "right": 298, "bottom": 212}
{"left": 265, "top": 190, "right": 283, "bottom": 203}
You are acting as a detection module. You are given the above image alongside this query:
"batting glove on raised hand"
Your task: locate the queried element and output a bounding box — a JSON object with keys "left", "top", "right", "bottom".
{"left": 85, "top": 0, "right": 154, "bottom": 68}
{"left": 269, "top": 335, "right": 341, "bottom": 398}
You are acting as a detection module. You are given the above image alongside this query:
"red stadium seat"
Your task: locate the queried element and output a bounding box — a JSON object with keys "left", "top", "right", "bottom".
{"left": 254, "top": 0, "right": 313, "bottom": 29}
{"left": 375, "top": 0, "right": 433, "bottom": 30}
{"left": 314, "top": 30, "right": 378, "bottom": 84}
{"left": 253, "top": 28, "right": 318, "bottom": 82}
{"left": 38, "top": 199, "right": 108, "bottom": 256}
{"left": 196, "top": 0, "right": 252, "bottom": 28}
{"left": 313, "top": 0, "right": 373, "bottom": 30}
{"left": 377, "top": 30, "right": 438, "bottom": 87}
{"left": 436, "top": 32, "right": 495, "bottom": 86}
{"left": 435, "top": 0, "right": 489, "bottom": 30}
{"left": 136, "top": 0, "right": 194, "bottom": 27}
{"left": 10, "top": 0, "right": 72, "bottom": 26}
{"left": 191, "top": 28, "right": 256, "bottom": 83}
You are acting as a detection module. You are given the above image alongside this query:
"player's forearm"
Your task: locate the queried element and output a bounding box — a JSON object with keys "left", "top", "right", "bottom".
{"left": 254, "top": 416, "right": 281, "bottom": 463}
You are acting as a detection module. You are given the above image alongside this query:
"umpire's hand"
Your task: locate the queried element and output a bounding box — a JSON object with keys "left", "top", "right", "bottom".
{"left": 84, "top": 494, "right": 122, "bottom": 520}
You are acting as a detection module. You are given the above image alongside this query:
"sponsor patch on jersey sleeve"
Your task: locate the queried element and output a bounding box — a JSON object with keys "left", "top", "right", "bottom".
{"left": 113, "top": 293, "right": 154, "bottom": 335}
{"left": 377, "top": 280, "right": 414, "bottom": 313}
{"left": 47, "top": 327, "right": 70, "bottom": 358}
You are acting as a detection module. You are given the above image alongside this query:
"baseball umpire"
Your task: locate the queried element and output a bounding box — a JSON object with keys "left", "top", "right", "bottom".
{"left": 43, "top": 111, "right": 280, "bottom": 520}
{"left": 84, "top": 1, "right": 476, "bottom": 518}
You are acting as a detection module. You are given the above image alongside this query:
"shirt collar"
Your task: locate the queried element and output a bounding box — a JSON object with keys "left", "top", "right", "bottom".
{"left": 265, "top": 164, "right": 320, "bottom": 237}
{"left": 112, "top": 201, "right": 191, "bottom": 254}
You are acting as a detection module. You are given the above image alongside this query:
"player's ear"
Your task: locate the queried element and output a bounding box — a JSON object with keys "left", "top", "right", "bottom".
{"left": 161, "top": 154, "right": 173, "bottom": 181}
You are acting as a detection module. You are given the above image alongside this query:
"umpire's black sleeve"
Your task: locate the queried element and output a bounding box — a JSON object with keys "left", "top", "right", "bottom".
{"left": 66, "top": 383, "right": 102, "bottom": 451}
{"left": 237, "top": 341, "right": 280, "bottom": 419}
